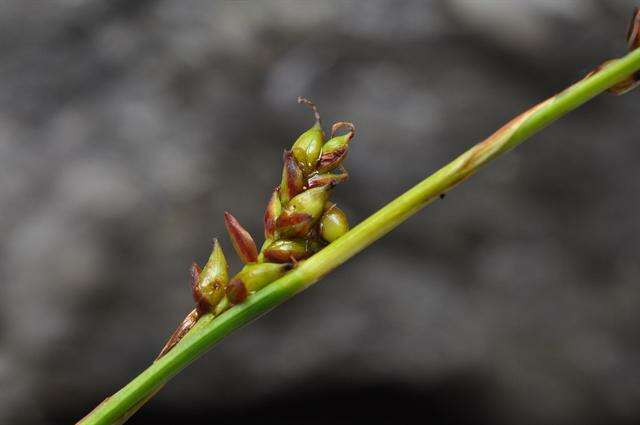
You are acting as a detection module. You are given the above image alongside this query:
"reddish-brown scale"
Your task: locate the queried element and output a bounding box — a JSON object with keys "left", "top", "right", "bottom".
{"left": 307, "top": 172, "right": 348, "bottom": 188}
{"left": 157, "top": 308, "right": 199, "bottom": 359}
{"left": 281, "top": 150, "right": 304, "bottom": 201}
{"left": 188, "top": 262, "right": 210, "bottom": 313}
{"left": 318, "top": 148, "right": 347, "bottom": 172}
{"left": 189, "top": 262, "right": 201, "bottom": 295}
{"left": 264, "top": 188, "right": 280, "bottom": 239}
{"left": 276, "top": 211, "right": 313, "bottom": 237}
{"left": 226, "top": 278, "right": 248, "bottom": 305}
{"left": 224, "top": 211, "right": 259, "bottom": 264}
{"left": 262, "top": 251, "right": 281, "bottom": 263}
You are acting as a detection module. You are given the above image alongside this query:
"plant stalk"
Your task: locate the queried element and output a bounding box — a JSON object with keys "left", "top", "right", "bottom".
{"left": 79, "top": 47, "right": 640, "bottom": 425}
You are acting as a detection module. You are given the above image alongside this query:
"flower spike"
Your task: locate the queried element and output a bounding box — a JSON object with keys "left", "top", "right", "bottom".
{"left": 159, "top": 97, "right": 355, "bottom": 358}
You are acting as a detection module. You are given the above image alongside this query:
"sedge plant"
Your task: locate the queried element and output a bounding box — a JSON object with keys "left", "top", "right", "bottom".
{"left": 79, "top": 8, "right": 640, "bottom": 425}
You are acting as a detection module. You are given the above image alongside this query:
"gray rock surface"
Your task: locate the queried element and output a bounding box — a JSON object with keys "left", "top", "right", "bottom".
{"left": 1, "top": 1, "right": 639, "bottom": 424}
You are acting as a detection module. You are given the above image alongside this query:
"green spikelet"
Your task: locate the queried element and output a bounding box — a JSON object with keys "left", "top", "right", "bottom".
{"left": 160, "top": 98, "right": 356, "bottom": 358}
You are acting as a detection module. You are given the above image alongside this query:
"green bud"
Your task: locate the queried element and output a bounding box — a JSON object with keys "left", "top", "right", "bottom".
{"left": 196, "top": 239, "right": 229, "bottom": 307}
{"left": 232, "top": 262, "right": 292, "bottom": 293}
{"left": 320, "top": 203, "right": 349, "bottom": 243}
{"left": 292, "top": 125, "right": 323, "bottom": 175}
{"left": 317, "top": 121, "right": 355, "bottom": 173}
{"left": 292, "top": 97, "right": 324, "bottom": 175}
{"left": 263, "top": 239, "right": 313, "bottom": 263}
{"left": 276, "top": 185, "right": 331, "bottom": 238}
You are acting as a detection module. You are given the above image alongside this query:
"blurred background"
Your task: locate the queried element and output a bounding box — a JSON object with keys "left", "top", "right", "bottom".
{"left": 1, "top": 1, "right": 640, "bottom": 424}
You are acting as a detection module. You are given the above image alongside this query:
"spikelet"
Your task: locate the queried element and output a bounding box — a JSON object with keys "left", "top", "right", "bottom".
{"left": 159, "top": 97, "right": 356, "bottom": 358}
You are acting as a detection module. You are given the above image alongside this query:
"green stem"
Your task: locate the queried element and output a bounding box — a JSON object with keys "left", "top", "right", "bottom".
{"left": 79, "top": 47, "right": 640, "bottom": 425}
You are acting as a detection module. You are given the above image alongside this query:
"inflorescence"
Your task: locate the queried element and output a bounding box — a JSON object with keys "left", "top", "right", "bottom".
{"left": 159, "top": 98, "right": 355, "bottom": 357}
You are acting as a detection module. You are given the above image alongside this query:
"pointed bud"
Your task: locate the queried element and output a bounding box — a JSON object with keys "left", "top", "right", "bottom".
{"left": 263, "top": 239, "right": 314, "bottom": 263}
{"left": 292, "top": 97, "right": 324, "bottom": 175}
{"left": 276, "top": 186, "right": 331, "bottom": 238}
{"left": 226, "top": 278, "right": 248, "bottom": 305}
{"left": 232, "top": 262, "right": 292, "bottom": 293}
{"left": 320, "top": 203, "right": 349, "bottom": 243}
{"left": 264, "top": 188, "right": 282, "bottom": 240}
{"left": 307, "top": 170, "right": 349, "bottom": 189}
{"left": 627, "top": 7, "right": 640, "bottom": 50}
{"left": 279, "top": 150, "right": 304, "bottom": 204}
{"left": 224, "top": 211, "right": 259, "bottom": 264}
{"left": 317, "top": 122, "right": 355, "bottom": 173}
{"left": 196, "top": 239, "right": 229, "bottom": 308}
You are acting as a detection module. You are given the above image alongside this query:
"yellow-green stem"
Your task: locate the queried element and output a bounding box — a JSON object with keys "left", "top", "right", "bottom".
{"left": 79, "top": 47, "right": 640, "bottom": 425}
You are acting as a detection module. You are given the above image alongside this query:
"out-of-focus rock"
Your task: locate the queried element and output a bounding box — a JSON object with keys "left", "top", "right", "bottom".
{"left": 1, "top": 1, "right": 639, "bottom": 424}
